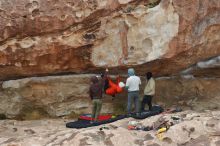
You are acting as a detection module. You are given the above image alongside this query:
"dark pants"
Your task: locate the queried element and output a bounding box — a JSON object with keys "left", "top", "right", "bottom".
{"left": 127, "top": 91, "right": 140, "bottom": 114}
{"left": 141, "top": 95, "right": 153, "bottom": 111}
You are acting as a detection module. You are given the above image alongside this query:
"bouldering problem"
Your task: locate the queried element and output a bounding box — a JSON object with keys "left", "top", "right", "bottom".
{"left": 0, "top": 0, "right": 219, "bottom": 146}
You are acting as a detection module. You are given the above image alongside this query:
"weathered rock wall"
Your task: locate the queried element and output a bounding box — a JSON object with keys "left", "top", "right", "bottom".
{"left": 0, "top": 75, "right": 114, "bottom": 118}
{"left": 0, "top": 0, "right": 219, "bottom": 80}
{"left": 155, "top": 77, "right": 220, "bottom": 110}
{"left": 1, "top": 74, "right": 220, "bottom": 119}
{"left": 0, "top": 0, "right": 220, "bottom": 119}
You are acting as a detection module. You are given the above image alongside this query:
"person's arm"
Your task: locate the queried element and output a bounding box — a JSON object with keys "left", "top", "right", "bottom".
{"left": 148, "top": 79, "right": 155, "bottom": 93}
{"left": 125, "top": 78, "right": 129, "bottom": 90}
{"left": 144, "top": 81, "right": 148, "bottom": 95}
{"left": 104, "top": 68, "right": 109, "bottom": 79}
{"left": 89, "top": 86, "right": 93, "bottom": 100}
{"left": 151, "top": 79, "right": 156, "bottom": 93}
{"left": 148, "top": 80, "right": 153, "bottom": 93}
{"left": 100, "top": 68, "right": 109, "bottom": 87}
{"left": 104, "top": 69, "right": 109, "bottom": 83}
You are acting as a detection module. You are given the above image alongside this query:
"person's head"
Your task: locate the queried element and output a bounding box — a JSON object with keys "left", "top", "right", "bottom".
{"left": 146, "top": 72, "right": 153, "bottom": 80}
{"left": 91, "top": 76, "right": 98, "bottom": 84}
{"left": 101, "top": 73, "right": 104, "bottom": 78}
{"left": 128, "top": 68, "right": 135, "bottom": 77}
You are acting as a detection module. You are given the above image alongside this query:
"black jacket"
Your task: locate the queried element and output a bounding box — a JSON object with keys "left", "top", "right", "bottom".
{"left": 89, "top": 76, "right": 103, "bottom": 100}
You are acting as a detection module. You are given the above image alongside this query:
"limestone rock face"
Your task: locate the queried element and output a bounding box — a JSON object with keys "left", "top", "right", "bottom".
{"left": 0, "top": 0, "right": 220, "bottom": 119}
{"left": 1, "top": 74, "right": 220, "bottom": 119}
{"left": 0, "top": 0, "right": 219, "bottom": 80}
{"left": 0, "top": 75, "right": 116, "bottom": 118}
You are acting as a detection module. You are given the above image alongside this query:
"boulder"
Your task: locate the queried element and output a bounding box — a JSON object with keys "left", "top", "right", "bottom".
{"left": 0, "top": 0, "right": 219, "bottom": 80}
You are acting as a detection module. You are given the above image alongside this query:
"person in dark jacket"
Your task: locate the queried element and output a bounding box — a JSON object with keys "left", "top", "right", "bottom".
{"left": 89, "top": 76, "right": 103, "bottom": 122}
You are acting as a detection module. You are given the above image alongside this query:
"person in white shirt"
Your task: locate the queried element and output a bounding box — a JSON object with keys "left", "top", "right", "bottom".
{"left": 125, "top": 68, "right": 141, "bottom": 114}
{"left": 141, "top": 72, "right": 155, "bottom": 111}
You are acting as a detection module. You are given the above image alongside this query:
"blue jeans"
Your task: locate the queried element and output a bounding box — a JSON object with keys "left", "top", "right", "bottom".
{"left": 127, "top": 91, "right": 140, "bottom": 113}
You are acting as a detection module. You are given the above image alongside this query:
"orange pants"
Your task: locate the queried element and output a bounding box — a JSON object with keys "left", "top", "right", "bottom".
{"left": 105, "top": 77, "right": 123, "bottom": 95}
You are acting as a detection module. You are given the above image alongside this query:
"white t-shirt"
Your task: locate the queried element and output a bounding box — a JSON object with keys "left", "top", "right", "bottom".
{"left": 126, "top": 76, "right": 141, "bottom": 92}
